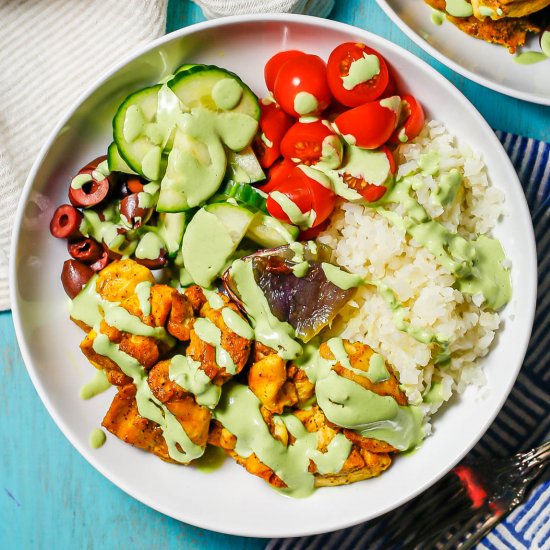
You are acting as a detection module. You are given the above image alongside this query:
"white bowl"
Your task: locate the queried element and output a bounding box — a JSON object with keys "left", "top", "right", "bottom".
{"left": 10, "top": 14, "right": 537, "bottom": 538}
{"left": 376, "top": 0, "right": 550, "bottom": 105}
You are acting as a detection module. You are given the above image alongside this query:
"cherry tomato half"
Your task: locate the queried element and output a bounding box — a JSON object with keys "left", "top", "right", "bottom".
{"left": 339, "top": 146, "right": 395, "bottom": 203}
{"left": 327, "top": 42, "right": 389, "bottom": 108}
{"left": 280, "top": 119, "right": 343, "bottom": 169}
{"left": 253, "top": 100, "right": 294, "bottom": 168}
{"left": 273, "top": 54, "right": 332, "bottom": 118}
{"left": 266, "top": 166, "right": 336, "bottom": 228}
{"left": 264, "top": 50, "right": 306, "bottom": 92}
{"left": 389, "top": 94, "right": 425, "bottom": 144}
{"left": 266, "top": 173, "right": 315, "bottom": 225}
{"left": 334, "top": 95, "right": 401, "bottom": 150}
{"left": 256, "top": 158, "right": 297, "bottom": 193}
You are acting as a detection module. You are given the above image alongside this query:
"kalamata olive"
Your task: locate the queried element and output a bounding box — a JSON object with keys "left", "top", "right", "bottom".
{"left": 117, "top": 176, "right": 145, "bottom": 198}
{"left": 89, "top": 250, "right": 111, "bottom": 272}
{"left": 68, "top": 156, "right": 113, "bottom": 208}
{"left": 135, "top": 252, "right": 168, "bottom": 270}
{"left": 50, "top": 204, "right": 83, "bottom": 239}
{"left": 67, "top": 238, "right": 103, "bottom": 264}
{"left": 119, "top": 193, "right": 153, "bottom": 228}
{"left": 102, "top": 241, "right": 122, "bottom": 261}
{"left": 61, "top": 259, "right": 95, "bottom": 299}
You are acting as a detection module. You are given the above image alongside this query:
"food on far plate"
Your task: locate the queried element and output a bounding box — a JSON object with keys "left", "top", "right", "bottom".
{"left": 424, "top": 0, "right": 550, "bottom": 56}
{"left": 49, "top": 40, "right": 512, "bottom": 497}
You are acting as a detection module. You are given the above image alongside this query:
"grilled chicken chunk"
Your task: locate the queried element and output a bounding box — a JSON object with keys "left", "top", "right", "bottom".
{"left": 424, "top": 0, "right": 542, "bottom": 52}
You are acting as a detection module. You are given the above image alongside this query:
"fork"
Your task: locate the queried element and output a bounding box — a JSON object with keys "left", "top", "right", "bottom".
{"left": 375, "top": 440, "right": 550, "bottom": 549}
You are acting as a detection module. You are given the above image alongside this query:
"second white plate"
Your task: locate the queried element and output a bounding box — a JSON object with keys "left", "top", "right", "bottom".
{"left": 376, "top": 0, "right": 550, "bottom": 105}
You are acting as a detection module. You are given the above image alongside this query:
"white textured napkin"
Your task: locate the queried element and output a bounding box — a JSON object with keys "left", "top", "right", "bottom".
{"left": 0, "top": 0, "right": 167, "bottom": 311}
{"left": 193, "top": 0, "right": 334, "bottom": 18}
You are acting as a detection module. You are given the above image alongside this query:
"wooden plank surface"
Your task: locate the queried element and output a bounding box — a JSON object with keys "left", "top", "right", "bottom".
{"left": 1, "top": 1, "right": 549, "bottom": 548}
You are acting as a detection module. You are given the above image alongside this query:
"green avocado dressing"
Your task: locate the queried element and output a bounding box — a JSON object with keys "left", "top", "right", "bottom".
{"left": 293, "top": 91, "right": 318, "bottom": 116}
{"left": 71, "top": 173, "right": 93, "bottom": 190}
{"left": 445, "top": 0, "right": 473, "bottom": 17}
{"left": 69, "top": 276, "right": 174, "bottom": 347}
{"left": 212, "top": 78, "right": 243, "bottom": 110}
{"left": 433, "top": 169, "right": 462, "bottom": 206}
{"left": 213, "top": 382, "right": 351, "bottom": 498}
{"left": 135, "top": 281, "right": 152, "bottom": 316}
{"left": 270, "top": 191, "right": 317, "bottom": 229}
{"left": 193, "top": 317, "right": 237, "bottom": 374}
{"left": 377, "top": 176, "right": 511, "bottom": 310}
{"left": 431, "top": 9, "right": 446, "bottom": 25}
{"left": 514, "top": 52, "right": 548, "bottom": 65}
{"left": 80, "top": 369, "right": 111, "bottom": 400}
{"left": 367, "top": 353, "right": 390, "bottom": 383}
{"left": 221, "top": 308, "right": 254, "bottom": 339}
{"left": 542, "top": 31, "right": 550, "bottom": 57}
{"left": 93, "top": 332, "right": 204, "bottom": 463}
{"left": 341, "top": 53, "right": 380, "bottom": 91}
{"left": 321, "top": 262, "right": 364, "bottom": 290}
{"left": 89, "top": 428, "right": 106, "bottom": 449}
{"left": 193, "top": 445, "right": 227, "bottom": 473}
{"left": 135, "top": 231, "right": 165, "bottom": 260}
{"left": 169, "top": 354, "right": 221, "bottom": 408}
{"left": 230, "top": 259, "right": 302, "bottom": 360}
{"left": 297, "top": 338, "right": 424, "bottom": 451}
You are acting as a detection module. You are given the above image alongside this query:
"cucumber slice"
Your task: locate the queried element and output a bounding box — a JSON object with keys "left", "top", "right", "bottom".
{"left": 158, "top": 212, "right": 186, "bottom": 256}
{"left": 107, "top": 142, "right": 137, "bottom": 174}
{"left": 226, "top": 146, "right": 265, "bottom": 183}
{"left": 156, "top": 123, "right": 227, "bottom": 212}
{"left": 182, "top": 203, "right": 255, "bottom": 287}
{"left": 213, "top": 181, "right": 267, "bottom": 212}
{"left": 246, "top": 213, "right": 299, "bottom": 248}
{"left": 113, "top": 85, "right": 162, "bottom": 176}
{"left": 169, "top": 65, "right": 260, "bottom": 120}
{"left": 174, "top": 63, "right": 201, "bottom": 75}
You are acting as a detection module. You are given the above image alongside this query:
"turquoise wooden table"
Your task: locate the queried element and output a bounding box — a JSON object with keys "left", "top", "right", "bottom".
{"left": 1, "top": 1, "right": 549, "bottom": 548}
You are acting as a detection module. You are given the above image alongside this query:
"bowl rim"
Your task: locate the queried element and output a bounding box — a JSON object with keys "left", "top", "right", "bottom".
{"left": 375, "top": 0, "right": 550, "bottom": 106}
{"left": 9, "top": 13, "right": 538, "bottom": 538}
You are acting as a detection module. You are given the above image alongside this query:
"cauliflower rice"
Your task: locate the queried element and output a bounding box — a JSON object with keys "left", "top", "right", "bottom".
{"left": 319, "top": 120, "right": 505, "bottom": 426}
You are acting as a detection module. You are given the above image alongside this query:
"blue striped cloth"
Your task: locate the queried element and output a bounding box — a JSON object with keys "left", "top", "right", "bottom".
{"left": 267, "top": 133, "right": 550, "bottom": 550}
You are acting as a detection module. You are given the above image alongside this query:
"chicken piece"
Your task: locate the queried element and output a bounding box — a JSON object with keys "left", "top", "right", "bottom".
{"left": 99, "top": 320, "right": 160, "bottom": 369}
{"left": 471, "top": 0, "right": 550, "bottom": 19}
{"left": 210, "top": 403, "right": 393, "bottom": 490}
{"left": 79, "top": 328, "right": 133, "bottom": 386}
{"left": 424, "top": 0, "right": 541, "bottom": 52}
{"left": 288, "top": 364, "right": 315, "bottom": 405}
{"left": 186, "top": 295, "right": 252, "bottom": 384}
{"left": 184, "top": 285, "right": 207, "bottom": 314}
{"left": 208, "top": 420, "right": 287, "bottom": 488}
{"left": 102, "top": 384, "right": 173, "bottom": 462}
{"left": 95, "top": 259, "right": 154, "bottom": 302}
{"left": 319, "top": 340, "right": 408, "bottom": 406}
{"left": 147, "top": 360, "right": 211, "bottom": 448}
{"left": 248, "top": 354, "right": 298, "bottom": 414}
{"left": 252, "top": 341, "right": 278, "bottom": 362}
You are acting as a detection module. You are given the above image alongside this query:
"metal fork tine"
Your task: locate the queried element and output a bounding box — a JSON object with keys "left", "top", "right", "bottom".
{"left": 383, "top": 476, "right": 466, "bottom": 541}
{"left": 438, "top": 510, "right": 489, "bottom": 549}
